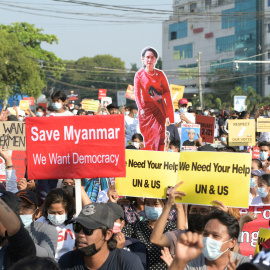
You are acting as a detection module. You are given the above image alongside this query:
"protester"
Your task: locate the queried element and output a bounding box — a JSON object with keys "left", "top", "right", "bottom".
{"left": 168, "top": 139, "right": 180, "bottom": 152}
{"left": 131, "top": 133, "right": 144, "bottom": 149}
{"left": 36, "top": 106, "right": 45, "bottom": 117}
{"left": 259, "top": 141, "right": 270, "bottom": 165}
{"left": 249, "top": 169, "right": 266, "bottom": 204}
{"left": 251, "top": 174, "right": 270, "bottom": 205}
{"left": 51, "top": 90, "right": 73, "bottom": 116}
{"left": 10, "top": 257, "right": 60, "bottom": 270}
{"left": 125, "top": 103, "right": 139, "bottom": 143}
{"left": 251, "top": 159, "right": 263, "bottom": 170}
{"left": 174, "top": 98, "right": 195, "bottom": 127}
{"left": 107, "top": 103, "right": 119, "bottom": 114}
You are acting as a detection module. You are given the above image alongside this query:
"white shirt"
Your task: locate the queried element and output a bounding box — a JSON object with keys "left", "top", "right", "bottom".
{"left": 54, "top": 111, "right": 73, "bottom": 116}
{"left": 251, "top": 196, "right": 265, "bottom": 206}
{"left": 174, "top": 112, "right": 195, "bottom": 138}
{"left": 125, "top": 115, "right": 140, "bottom": 142}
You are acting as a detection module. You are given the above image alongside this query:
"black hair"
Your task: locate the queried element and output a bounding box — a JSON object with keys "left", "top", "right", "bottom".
{"left": 132, "top": 133, "right": 144, "bottom": 142}
{"left": 239, "top": 111, "right": 249, "bottom": 119}
{"left": 100, "top": 226, "right": 117, "bottom": 251}
{"left": 141, "top": 47, "right": 158, "bottom": 59}
{"left": 7, "top": 115, "right": 18, "bottom": 121}
{"left": 259, "top": 174, "right": 270, "bottom": 187}
{"left": 10, "top": 256, "right": 60, "bottom": 270}
{"left": 43, "top": 188, "right": 75, "bottom": 225}
{"left": 259, "top": 141, "right": 270, "bottom": 149}
{"left": 47, "top": 105, "right": 55, "bottom": 112}
{"left": 36, "top": 106, "right": 45, "bottom": 113}
{"left": 196, "top": 110, "right": 203, "bottom": 115}
{"left": 203, "top": 209, "right": 239, "bottom": 239}
{"left": 126, "top": 145, "right": 137, "bottom": 149}
{"left": 51, "top": 90, "right": 67, "bottom": 102}
{"left": 169, "top": 139, "right": 180, "bottom": 150}
{"left": 252, "top": 159, "right": 262, "bottom": 169}
{"left": 77, "top": 109, "right": 86, "bottom": 115}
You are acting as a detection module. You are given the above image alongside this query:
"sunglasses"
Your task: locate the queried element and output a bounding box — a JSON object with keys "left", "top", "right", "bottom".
{"left": 73, "top": 223, "right": 94, "bottom": 236}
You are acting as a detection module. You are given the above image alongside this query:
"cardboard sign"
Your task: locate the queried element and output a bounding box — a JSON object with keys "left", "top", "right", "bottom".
{"left": 181, "top": 124, "right": 200, "bottom": 150}
{"left": 81, "top": 99, "right": 99, "bottom": 112}
{"left": 257, "top": 118, "right": 270, "bottom": 132}
{"left": 170, "top": 84, "right": 184, "bottom": 110}
{"left": 228, "top": 119, "right": 255, "bottom": 146}
{"left": 176, "top": 151, "right": 251, "bottom": 208}
{"left": 19, "top": 100, "right": 29, "bottom": 110}
{"left": 25, "top": 115, "right": 126, "bottom": 179}
{"left": 196, "top": 115, "right": 215, "bottom": 143}
{"left": 234, "top": 96, "right": 246, "bottom": 112}
{"left": 252, "top": 147, "right": 260, "bottom": 159}
{"left": 98, "top": 89, "right": 107, "bottom": 100}
{"left": 125, "top": 85, "right": 135, "bottom": 100}
{"left": 239, "top": 206, "right": 270, "bottom": 257}
{"left": 117, "top": 91, "right": 126, "bottom": 107}
{"left": 64, "top": 90, "right": 81, "bottom": 105}
{"left": 23, "top": 97, "right": 35, "bottom": 106}
{"left": 101, "top": 97, "right": 112, "bottom": 108}
{"left": 0, "top": 122, "right": 26, "bottom": 150}
{"left": 116, "top": 150, "right": 179, "bottom": 199}
{"left": 255, "top": 228, "right": 270, "bottom": 255}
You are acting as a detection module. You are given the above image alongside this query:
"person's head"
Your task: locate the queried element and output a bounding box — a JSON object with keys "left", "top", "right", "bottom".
{"left": 239, "top": 111, "right": 250, "bottom": 119}
{"left": 132, "top": 133, "right": 144, "bottom": 143}
{"left": 178, "top": 98, "right": 188, "bottom": 113}
{"left": 36, "top": 106, "right": 45, "bottom": 117}
{"left": 252, "top": 159, "right": 262, "bottom": 170}
{"left": 129, "top": 103, "right": 138, "bottom": 117}
{"left": 188, "top": 204, "right": 211, "bottom": 233}
{"left": 259, "top": 141, "right": 270, "bottom": 161}
{"left": 16, "top": 190, "right": 38, "bottom": 227}
{"left": 250, "top": 169, "right": 266, "bottom": 190}
{"left": 257, "top": 174, "right": 270, "bottom": 199}
{"left": 204, "top": 109, "right": 210, "bottom": 116}
{"left": 47, "top": 105, "right": 55, "bottom": 115}
{"left": 220, "top": 134, "right": 227, "bottom": 143}
{"left": 43, "top": 188, "right": 75, "bottom": 226}
{"left": 187, "top": 129, "right": 195, "bottom": 141}
{"left": 141, "top": 47, "right": 158, "bottom": 70}
{"left": 169, "top": 139, "right": 180, "bottom": 152}
{"left": 7, "top": 115, "right": 18, "bottom": 121}
{"left": 106, "top": 202, "right": 125, "bottom": 234}
{"left": 144, "top": 198, "right": 164, "bottom": 221}
{"left": 18, "top": 110, "right": 25, "bottom": 122}
{"left": 231, "top": 110, "right": 239, "bottom": 119}
{"left": 106, "top": 104, "right": 119, "bottom": 115}
{"left": 202, "top": 209, "right": 239, "bottom": 261}
{"left": 50, "top": 90, "right": 67, "bottom": 112}
{"left": 211, "top": 112, "right": 216, "bottom": 118}
{"left": 62, "top": 179, "right": 75, "bottom": 187}
{"left": 73, "top": 203, "right": 116, "bottom": 257}
{"left": 77, "top": 109, "right": 86, "bottom": 116}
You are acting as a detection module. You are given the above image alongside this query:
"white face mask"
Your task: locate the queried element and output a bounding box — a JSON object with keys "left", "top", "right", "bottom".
{"left": 52, "top": 102, "right": 63, "bottom": 111}
{"left": 132, "top": 142, "right": 140, "bottom": 149}
{"left": 19, "top": 116, "right": 24, "bottom": 122}
{"left": 36, "top": 112, "right": 44, "bottom": 117}
{"left": 221, "top": 137, "right": 227, "bottom": 143}
{"left": 48, "top": 213, "right": 67, "bottom": 226}
{"left": 20, "top": 214, "right": 33, "bottom": 228}
{"left": 180, "top": 107, "right": 187, "bottom": 114}
{"left": 260, "top": 151, "right": 269, "bottom": 161}
{"left": 204, "top": 111, "right": 208, "bottom": 116}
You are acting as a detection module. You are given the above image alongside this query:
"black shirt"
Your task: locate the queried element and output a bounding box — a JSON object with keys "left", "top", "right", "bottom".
{"left": 59, "top": 248, "right": 144, "bottom": 270}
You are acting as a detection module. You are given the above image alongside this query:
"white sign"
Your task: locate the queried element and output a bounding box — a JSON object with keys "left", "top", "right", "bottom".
{"left": 117, "top": 91, "right": 126, "bottom": 107}
{"left": 101, "top": 97, "right": 112, "bottom": 108}
{"left": 234, "top": 96, "right": 246, "bottom": 112}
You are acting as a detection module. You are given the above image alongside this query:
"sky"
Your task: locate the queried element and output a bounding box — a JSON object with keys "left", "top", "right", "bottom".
{"left": 0, "top": 0, "right": 173, "bottom": 69}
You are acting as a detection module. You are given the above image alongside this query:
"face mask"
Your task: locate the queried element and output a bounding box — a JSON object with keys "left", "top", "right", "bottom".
{"left": 78, "top": 238, "right": 104, "bottom": 257}
{"left": 52, "top": 102, "right": 63, "bottom": 111}
{"left": 204, "top": 111, "right": 208, "bottom": 116}
{"left": 132, "top": 142, "right": 140, "bottom": 149}
{"left": 112, "top": 222, "right": 121, "bottom": 234}
{"left": 125, "top": 111, "right": 129, "bottom": 116}
{"left": 134, "top": 113, "right": 138, "bottom": 118}
{"left": 36, "top": 112, "right": 44, "bottom": 117}
{"left": 202, "top": 237, "right": 231, "bottom": 261}
{"left": 220, "top": 137, "right": 226, "bottom": 143}
{"left": 19, "top": 117, "right": 24, "bottom": 122}
{"left": 145, "top": 205, "right": 163, "bottom": 220}
{"left": 250, "top": 178, "right": 257, "bottom": 188}
{"left": 180, "top": 107, "right": 187, "bottom": 114}
{"left": 260, "top": 151, "right": 269, "bottom": 161}
{"left": 73, "top": 110, "right": 78, "bottom": 115}
{"left": 20, "top": 214, "right": 33, "bottom": 228}
{"left": 47, "top": 213, "right": 67, "bottom": 226}
{"left": 168, "top": 149, "right": 174, "bottom": 152}
{"left": 257, "top": 187, "right": 268, "bottom": 198}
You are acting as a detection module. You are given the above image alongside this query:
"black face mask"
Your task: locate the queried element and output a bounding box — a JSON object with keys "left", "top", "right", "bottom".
{"left": 77, "top": 238, "right": 104, "bottom": 257}
{"left": 188, "top": 214, "right": 205, "bottom": 233}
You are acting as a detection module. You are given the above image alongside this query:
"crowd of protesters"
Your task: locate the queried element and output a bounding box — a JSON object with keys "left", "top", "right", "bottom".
{"left": 0, "top": 90, "right": 269, "bottom": 269}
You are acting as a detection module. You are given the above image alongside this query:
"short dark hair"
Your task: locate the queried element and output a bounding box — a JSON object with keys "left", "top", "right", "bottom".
{"left": 10, "top": 256, "right": 60, "bottom": 270}
{"left": 51, "top": 90, "right": 67, "bottom": 102}
{"left": 259, "top": 141, "right": 270, "bottom": 149}
{"left": 203, "top": 209, "right": 239, "bottom": 239}
{"left": 141, "top": 47, "right": 158, "bottom": 59}
{"left": 252, "top": 159, "right": 262, "bottom": 169}
{"left": 77, "top": 109, "right": 85, "bottom": 115}
{"left": 47, "top": 105, "right": 55, "bottom": 112}
{"left": 169, "top": 139, "right": 180, "bottom": 150}
{"left": 126, "top": 145, "right": 137, "bottom": 150}
{"left": 36, "top": 106, "right": 45, "bottom": 113}
{"left": 132, "top": 133, "right": 144, "bottom": 142}
{"left": 43, "top": 188, "right": 75, "bottom": 225}
{"left": 259, "top": 174, "right": 270, "bottom": 186}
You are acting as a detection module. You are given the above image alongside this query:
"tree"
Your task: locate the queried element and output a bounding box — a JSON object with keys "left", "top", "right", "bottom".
{"left": 0, "top": 30, "right": 45, "bottom": 102}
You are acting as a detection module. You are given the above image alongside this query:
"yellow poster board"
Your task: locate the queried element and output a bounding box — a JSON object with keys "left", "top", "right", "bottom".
{"left": 255, "top": 228, "right": 270, "bottom": 255}
{"left": 228, "top": 119, "right": 255, "bottom": 146}
{"left": 257, "top": 118, "right": 270, "bottom": 132}
{"left": 170, "top": 84, "right": 185, "bottom": 110}
{"left": 81, "top": 99, "right": 99, "bottom": 112}
{"left": 176, "top": 151, "right": 251, "bottom": 208}
{"left": 116, "top": 150, "right": 179, "bottom": 199}
{"left": 19, "top": 100, "right": 29, "bottom": 111}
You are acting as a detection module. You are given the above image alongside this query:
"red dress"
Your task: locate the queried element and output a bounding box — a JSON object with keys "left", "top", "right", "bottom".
{"left": 134, "top": 68, "right": 174, "bottom": 151}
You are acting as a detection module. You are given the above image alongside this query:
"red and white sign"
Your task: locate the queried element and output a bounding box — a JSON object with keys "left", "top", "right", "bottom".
{"left": 23, "top": 97, "right": 35, "bottom": 106}
{"left": 25, "top": 115, "right": 126, "bottom": 179}
{"left": 193, "top": 27, "right": 203, "bottom": 34}
{"left": 98, "top": 89, "right": 107, "bottom": 100}
{"left": 195, "top": 115, "right": 215, "bottom": 143}
{"left": 252, "top": 147, "right": 260, "bottom": 159}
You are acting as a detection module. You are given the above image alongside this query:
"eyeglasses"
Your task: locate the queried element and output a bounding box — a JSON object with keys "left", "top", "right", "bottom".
{"left": 73, "top": 223, "right": 94, "bottom": 236}
{"left": 189, "top": 209, "right": 210, "bottom": 216}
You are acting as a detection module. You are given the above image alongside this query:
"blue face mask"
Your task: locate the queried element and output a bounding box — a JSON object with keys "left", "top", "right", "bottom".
{"left": 257, "top": 187, "right": 268, "bottom": 198}
{"left": 204, "top": 111, "right": 208, "bottom": 116}
{"left": 221, "top": 137, "right": 226, "bottom": 143}
{"left": 168, "top": 149, "right": 174, "bottom": 152}
{"left": 250, "top": 178, "right": 256, "bottom": 188}
{"left": 20, "top": 214, "right": 33, "bottom": 228}
{"left": 260, "top": 151, "right": 269, "bottom": 161}
{"left": 48, "top": 213, "right": 67, "bottom": 226}
{"left": 36, "top": 112, "right": 44, "bottom": 117}
{"left": 145, "top": 205, "right": 162, "bottom": 220}
{"left": 180, "top": 107, "right": 187, "bottom": 114}
{"left": 134, "top": 114, "right": 138, "bottom": 118}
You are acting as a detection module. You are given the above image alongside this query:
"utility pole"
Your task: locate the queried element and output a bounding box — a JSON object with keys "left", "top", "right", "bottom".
{"left": 198, "top": 52, "right": 203, "bottom": 109}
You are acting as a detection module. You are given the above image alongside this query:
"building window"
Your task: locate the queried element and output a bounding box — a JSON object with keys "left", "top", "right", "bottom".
{"left": 169, "top": 20, "right": 188, "bottom": 40}
{"left": 171, "top": 31, "right": 177, "bottom": 40}
{"left": 218, "top": 0, "right": 225, "bottom": 6}
{"left": 268, "top": 0, "right": 270, "bottom": 7}
{"left": 216, "top": 35, "right": 236, "bottom": 54}
{"left": 268, "top": 76, "right": 270, "bottom": 85}
{"left": 268, "top": 50, "right": 270, "bottom": 59}
{"left": 268, "top": 24, "right": 270, "bottom": 33}
{"left": 190, "top": 3, "right": 196, "bottom": 12}
{"left": 205, "top": 0, "right": 211, "bottom": 7}
{"left": 222, "top": 8, "right": 235, "bottom": 29}
{"left": 174, "top": 43, "right": 193, "bottom": 60}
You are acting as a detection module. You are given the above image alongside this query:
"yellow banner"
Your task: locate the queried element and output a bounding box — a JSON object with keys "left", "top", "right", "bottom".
{"left": 176, "top": 151, "right": 251, "bottom": 208}
{"left": 116, "top": 150, "right": 179, "bottom": 199}
{"left": 19, "top": 100, "right": 29, "bottom": 111}
{"left": 257, "top": 118, "right": 270, "bottom": 132}
{"left": 228, "top": 119, "right": 255, "bottom": 146}
{"left": 170, "top": 84, "right": 185, "bottom": 110}
{"left": 81, "top": 99, "right": 99, "bottom": 112}
{"left": 255, "top": 228, "right": 270, "bottom": 255}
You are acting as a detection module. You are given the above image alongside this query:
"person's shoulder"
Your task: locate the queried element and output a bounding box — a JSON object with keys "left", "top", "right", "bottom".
{"left": 233, "top": 251, "right": 251, "bottom": 264}
{"left": 251, "top": 196, "right": 263, "bottom": 205}
{"left": 31, "top": 221, "right": 58, "bottom": 233}
{"left": 117, "top": 249, "right": 144, "bottom": 269}
{"left": 59, "top": 249, "right": 82, "bottom": 268}
{"left": 35, "top": 216, "right": 47, "bottom": 223}
{"left": 136, "top": 68, "right": 144, "bottom": 76}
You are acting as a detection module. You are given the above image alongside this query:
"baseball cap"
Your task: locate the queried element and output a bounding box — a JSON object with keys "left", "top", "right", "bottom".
{"left": 106, "top": 202, "right": 124, "bottom": 220}
{"left": 0, "top": 190, "right": 22, "bottom": 216}
{"left": 178, "top": 98, "right": 188, "bottom": 106}
{"left": 107, "top": 103, "right": 119, "bottom": 110}
{"left": 251, "top": 170, "right": 266, "bottom": 177}
{"left": 74, "top": 203, "right": 115, "bottom": 230}
{"left": 16, "top": 190, "right": 38, "bottom": 207}
{"left": 188, "top": 129, "right": 195, "bottom": 134}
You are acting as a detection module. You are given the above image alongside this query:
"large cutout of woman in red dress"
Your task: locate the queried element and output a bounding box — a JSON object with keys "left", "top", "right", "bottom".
{"left": 134, "top": 47, "right": 174, "bottom": 151}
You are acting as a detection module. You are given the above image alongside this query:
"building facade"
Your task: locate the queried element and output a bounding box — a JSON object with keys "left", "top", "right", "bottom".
{"left": 162, "top": 0, "right": 268, "bottom": 97}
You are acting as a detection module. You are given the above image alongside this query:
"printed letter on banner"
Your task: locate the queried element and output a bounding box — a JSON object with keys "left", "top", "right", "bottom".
{"left": 116, "top": 150, "right": 179, "bottom": 199}
{"left": 176, "top": 151, "right": 251, "bottom": 208}
{"left": 26, "top": 115, "right": 126, "bottom": 179}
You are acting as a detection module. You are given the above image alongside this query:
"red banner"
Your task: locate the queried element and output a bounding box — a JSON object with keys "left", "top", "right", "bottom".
{"left": 25, "top": 115, "right": 126, "bottom": 179}
{"left": 98, "top": 89, "right": 107, "bottom": 100}
{"left": 23, "top": 97, "right": 35, "bottom": 106}
{"left": 252, "top": 147, "right": 260, "bottom": 159}
{"left": 239, "top": 206, "right": 270, "bottom": 258}
{"left": 195, "top": 115, "right": 215, "bottom": 143}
